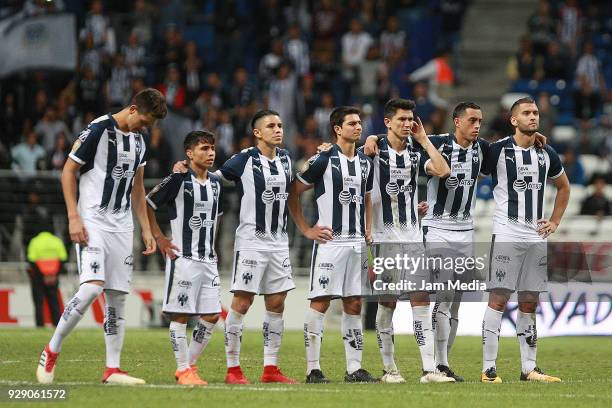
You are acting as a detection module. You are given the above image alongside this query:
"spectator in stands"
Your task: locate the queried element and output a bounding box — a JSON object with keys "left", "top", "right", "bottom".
{"left": 0, "top": 93, "right": 22, "bottom": 148}
{"left": 216, "top": 110, "right": 235, "bottom": 165}
{"left": 558, "top": 0, "right": 582, "bottom": 56}
{"left": 131, "top": 0, "right": 154, "bottom": 46}
{"left": 34, "top": 106, "right": 70, "bottom": 153}
{"left": 507, "top": 35, "right": 541, "bottom": 81}
{"left": 106, "top": 54, "right": 131, "bottom": 109}
{"left": 269, "top": 62, "right": 298, "bottom": 148}
{"left": 380, "top": 16, "right": 406, "bottom": 59}
{"left": 314, "top": 92, "right": 334, "bottom": 140}
{"left": 26, "top": 89, "right": 48, "bottom": 127}
{"left": 259, "top": 39, "right": 285, "bottom": 88}
{"left": 562, "top": 149, "right": 585, "bottom": 185}
{"left": 312, "top": 0, "right": 341, "bottom": 50}
{"left": 47, "top": 132, "right": 69, "bottom": 171}
{"left": 296, "top": 74, "right": 319, "bottom": 126}
{"left": 437, "top": 0, "right": 469, "bottom": 83}
{"left": 121, "top": 31, "right": 146, "bottom": 78}
{"left": 284, "top": 24, "right": 310, "bottom": 76}
{"left": 80, "top": 32, "right": 103, "bottom": 77}
{"left": 538, "top": 91, "right": 558, "bottom": 139}
{"left": 77, "top": 66, "right": 104, "bottom": 115}
{"left": 580, "top": 174, "right": 611, "bottom": 217}
{"left": 26, "top": 229, "right": 67, "bottom": 327}
{"left": 489, "top": 105, "right": 514, "bottom": 141}
{"left": 528, "top": 0, "right": 556, "bottom": 55}
{"left": 183, "top": 41, "right": 202, "bottom": 105}
{"left": 228, "top": 67, "right": 256, "bottom": 109}
{"left": 408, "top": 49, "right": 455, "bottom": 109}
{"left": 543, "top": 41, "right": 571, "bottom": 81}
{"left": 412, "top": 82, "right": 437, "bottom": 131}
{"left": 143, "top": 127, "right": 172, "bottom": 179}
{"left": 0, "top": 140, "right": 10, "bottom": 169}
{"left": 11, "top": 131, "right": 46, "bottom": 173}
{"left": 157, "top": 26, "right": 184, "bottom": 80}
{"left": 80, "top": 0, "right": 113, "bottom": 52}
{"left": 157, "top": 64, "right": 186, "bottom": 110}
{"left": 24, "top": 0, "right": 64, "bottom": 16}
{"left": 341, "top": 18, "right": 374, "bottom": 86}
{"left": 359, "top": 45, "right": 384, "bottom": 105}
{"left": 574, "top": 41, "right": 606, "bottom": 121}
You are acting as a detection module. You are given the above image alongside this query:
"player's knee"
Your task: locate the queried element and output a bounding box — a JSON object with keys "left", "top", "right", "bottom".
{"left": 518, "top": 302, "right": 537, "bottom": 313}
{"left": 264, "top": 294, "right": 287, "bottom": 313}
{"left": 168, "top": 314, "right": 189, "bottom": 324}
{"left": 409, "top": 291, "right": 430, "bottom": 306}
{"left": 204, "top": 313, "right": 220, "bottom": 324}
{"left": 379, "top": 301, "right": 396, "bottom": 310}
{"left": 342, "top": 297, "right": 362, "bottom": 314}
{"left": 310, "top": 298, "right": 330, "bottom": 313}
{"left": 232, "top": 293, "right": 254, "bottom": 314}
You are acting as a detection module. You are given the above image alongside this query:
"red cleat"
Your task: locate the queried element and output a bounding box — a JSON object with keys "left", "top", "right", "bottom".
{"left": 36, "top": 345, "right": 60, "bottom": 384}
{"left": 261, "top": 365, "right": 299, "bottom": 384}
{"left": 102, "top": 367, "right": 145, "bottom": 385}
{"left": 225, "top": 366, "right": 250, "bottom": 384}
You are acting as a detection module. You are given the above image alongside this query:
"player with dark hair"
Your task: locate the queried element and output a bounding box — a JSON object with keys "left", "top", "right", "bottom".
{"left": 146, "top": 130, "right": 222, "bottom": 385}
{"left": 37, "top": 88, "right": 167, "bottom": 385}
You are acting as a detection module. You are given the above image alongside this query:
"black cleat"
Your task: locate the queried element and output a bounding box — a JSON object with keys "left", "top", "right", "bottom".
{"left": 437, "top": 364, "right": 464, "bottom": 382}
{"left": 306, "top": 369, "right": 330, "bottom": 384}
{"left": 481, "top": 367, "right": 502, "bottom": 383}
{"left": 344, "top": 368, "right": 379, "bottom": 383}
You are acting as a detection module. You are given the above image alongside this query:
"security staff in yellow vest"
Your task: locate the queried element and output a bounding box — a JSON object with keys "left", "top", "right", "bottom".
{"left": 27, "top": 231, "right": 68, "bottom": 326}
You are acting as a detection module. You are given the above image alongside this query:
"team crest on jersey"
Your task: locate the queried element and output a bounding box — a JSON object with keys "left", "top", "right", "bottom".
{"left": 242, "top": 271, "right": 253, "bottom": 285}
{"left": 90, "top": 261, "right": 100, "bottom": 273}
{"left": 360, "top": 158, "right": 368, "bottom": 179}
{"left": 134, "top": 136, "right": 142, "bottom": 156}
{"left": 473, "top": 154, "right": 479, "bottom": 163}
{"left": 409, "top": 153, "right": 419, "bottom": 163}
{"left": 495, "top": 269, "right": 506, "bottom": 282}
{"left": 318, "top": 275, "right": 330, "bottom": 288}
{"left": 537, "top": 151, "right": 546, "bottom": 166}
{"left": 177, "top": 293, "right": 189, "bottom": 307}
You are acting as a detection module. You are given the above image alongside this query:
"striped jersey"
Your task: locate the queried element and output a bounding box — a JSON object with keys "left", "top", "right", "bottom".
{"left": 218, "top": 147, "right": 292, "bottom": 251}
{"left": 69, "top": 114, "right": 147, "bottom": 232}
{"left": 486, "top": 136, "right": 564, "bottom": 239}
{"left": 421, "top": 133, "right": 489, "bottom": 230}
{"left": 365, "top": 135, "right": 425, "bottom": 243}
{"left": 297, "top": 144, "right": 374, "bottom": 245}
{"left": 146, "top": 170, "right": 223, "bottom": 262}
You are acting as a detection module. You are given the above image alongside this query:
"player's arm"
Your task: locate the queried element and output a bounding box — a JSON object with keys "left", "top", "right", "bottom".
{"left": 365, "top": 192, "right": 373, "bottom": 244}
{"left": 61, "top": 158, "right": 88, "bottom": 245}
{"left": 146, "top": 205, "right": 178, "bottom": 259}
{"left": 412, "top": 118, "right": 450, "bottom": 177}
{"left": 538, "top": 172, "right": 570, "bottom": 238}
{"left": 131, "top": 167, "right": 156, "bottom": 255}
{"left": 288, "top": 180, "right": 333, "bottom": 242}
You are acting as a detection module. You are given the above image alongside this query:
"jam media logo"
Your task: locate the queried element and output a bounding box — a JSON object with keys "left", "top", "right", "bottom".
{"left": 318, "top": 275, "right": 330, "bottom": 288}
{"left": 189, "top": 215, "right": 202, "bottom": 230}
{"left": 242, "top": 271, "right": 253, "bottom": 285}
{"left": 177, "top": 293, "right": 189, "bottom": 307}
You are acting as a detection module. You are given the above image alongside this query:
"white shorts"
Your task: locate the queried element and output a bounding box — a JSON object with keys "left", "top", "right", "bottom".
{"left": 230, "top": 249, "right": 295, "bottom": 295}
{"left": 487, "top": 234, "right": 548, "bottom": 293}
{"left": 423, "top": 226, "right": 481, "bottom": 285}
{"left": 370, "top": 242, "right": 430, "bottom": 298}
{"left": 163, "top": 257, "right": 222, "bottom": 315}
{"left": 76, "top": 228, "right": 133, "bottom": 293}
{"left": 308, "top": 242, "right": 366, "bottom": 300}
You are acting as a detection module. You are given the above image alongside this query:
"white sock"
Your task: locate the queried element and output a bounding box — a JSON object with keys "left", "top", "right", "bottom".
{"left": 263, "top": 311, "right": 284, "bottom": 367}
{"left": 304, "top": 308, "right": 325, "bottom": 374}
{"left": 482, "top": 306, "right": 503, "bottom": 372}
{"left": 49, "top": 283, "right": 102, "bottom": 353}
{"left": 341, "top": 312, "right": 363, "bottom": 374}
{"left": 412, "top": 305, "right": 435, "bottom": 372}
{"left": 375, "top": 304, "right": 397, "bottom": 371}
{"left": 224, "top": 310, "right": 244, "bottom": 368}
{"left": 189, "top": 319, "right": 216, "bottom": 366}
{"left": 516, "top": 311, "right": 537, "bottom": 374}
{"left": 433, "top": 301, "right": 452, "bottom": 367}
{"left": 169, "top": 321, "right": 189, "bottom": 371}
{"left": 448, "top": 292, "right": 462, "bottom": 355}
{"left": 104, "top": 291, "right": 126, "bottom": 368}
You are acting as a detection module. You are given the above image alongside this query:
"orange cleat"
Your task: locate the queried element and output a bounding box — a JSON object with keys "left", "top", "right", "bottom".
{"left": 261, "top": 365, "right": 299, "bottom": 384}
{"left": 102, "top": 367, "right": 145, "bottom": 385}
{"left": 175, "top": 367, "right": 207, "bottom": 385}
{"left": 225, "top": 366, "right": 250, "bottom": 384}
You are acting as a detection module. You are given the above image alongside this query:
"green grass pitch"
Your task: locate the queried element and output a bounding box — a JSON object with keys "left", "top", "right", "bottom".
{"left": 0, "top": 329, "right": 610, "bottom": 407}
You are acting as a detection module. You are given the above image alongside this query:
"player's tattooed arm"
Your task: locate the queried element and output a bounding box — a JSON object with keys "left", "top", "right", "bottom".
{"left": 288, "top": 180, "right": 333, "bottom": 243}
{"left": 61, "top": 157, "right": 88, "bottom": 245}
{"left": 413, "top": 117, "right": 450, "bottom": 177}
{"left": 538, "top": 172, "right": 570, "bottom": 238}
{"left": 132, "top": 167, "right": 156, "bottom": 255}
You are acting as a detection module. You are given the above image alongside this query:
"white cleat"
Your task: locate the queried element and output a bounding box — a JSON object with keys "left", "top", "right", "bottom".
{"left": 36, "top": 345, "right": 59, "bottom": 384}
{"left": 381, "top": 369, "right": 406, "bottom": 384}
{"left": 420, "top": 370, "right": 456, "bottom": 383}
{"left": 102, "top": 368, "right": 146, "bottom": 385}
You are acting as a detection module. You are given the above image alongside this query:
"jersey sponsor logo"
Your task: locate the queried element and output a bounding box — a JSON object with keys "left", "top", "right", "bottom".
{"left": 338, "top": 190, "right": 362, "bottom": 205}
{"left": 78, "top": 128, "right": 91, "bottom": 142}
{"left": 495, "top": 254, "right": 510, "bottom": 263}
{"left": 188, "top": 215, "right": 202, "bottom": 230}
{"left": 265, "top": 175, "right": 285, "bottom": 187}
{"left": 301, "top": 154, "right": 319, "bottom": 173}
{"left": 513, "top": 180, "right": 542, "bottom": 192}
{"left": 282, "top": 258, "right": 291, "bottom": 268}
{"left": 124, "top": 255, "right": 133, "bottom": 266}
{"left": 70, "top": 138, "right": 82, "bottom": 154}
{"left": 261, "top": 190, "right": 289, "bottom": 204}
{"left": 517, "top": 165, "right": 538, "bottom": 176}
{"left": 343, "top": 175, "right": 361, "bottom": 189}
{"left": 241, "top": 259, "right": 258, "bottom": 267}
{"left": 445, "top": 176, "right": 459, "bottom": 189}
{"left": 390, "top": 168, "right": 411, "bottom": 179}
{"left": 318, "top": 262, "right": 334, "bottom": 271}
{"left": 194, "top": 201, "right": 213, "bottom": 212}
{"left": 111, "top": 166, "right": 135, "bottom": 180}
{"left": 385, "top": 181, "right": 412, "bottom": 196}
{"left": 178, "top": 280, "right": 192, "bottom": 289}
{"left": 331, "top": 163, "right": 341, "bottom": 172}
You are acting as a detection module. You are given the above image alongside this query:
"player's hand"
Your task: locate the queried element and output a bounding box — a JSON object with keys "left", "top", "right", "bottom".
{"left": 365, "top": 230, "right": 373, "bottom": 245}
{"left": 537, "top": 219, "right": 558, "bottom": 238}
{"left": 156, "top": 235, "right": 179, "bottom": 259}
{"left": 363, "top": 135, "right": 379, "bottom": 155}
{"left": 534, "top": 132, "right": 547, "bottom": 148}
{"left": 305, "top": 225, "right": 333, "bottom": 243}
{"left": 411, "top": 117, "right": 428, "bottom": 146}
{"left": 68, "top": 214, "right": 89, "bottom": 245}
{"left": 316, "top": 142, "right": 333, "bottom": 153}
{"left": 141, "top": 230, "right": 156, "bottom": 255}
{"left": 172, "top": 160, "right": 189, "bottom": 173}
{"left": 418, "top": 201, "right": 429, "bottom": 216}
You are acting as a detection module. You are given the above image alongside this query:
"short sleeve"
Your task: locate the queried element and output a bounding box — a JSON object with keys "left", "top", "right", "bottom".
{"left": 68, "top": 122, "right": 106, "bottom": 165}
{"left": 138, "top": 132, "right": 149, "bottom": 168}
{"left": 545, "top": 146, "right": 564, "bottom": 179}
{"left": 477, "top": 138, "right": 492, "bottom": 176}
{"left": 219, "top": 151, "right": 250, "bottom": 182}
{"left": 296, "top": 153, "right": 329, "bottom": 185}
{"left": 146, "top": 173, "right": 184, "bottom": 210}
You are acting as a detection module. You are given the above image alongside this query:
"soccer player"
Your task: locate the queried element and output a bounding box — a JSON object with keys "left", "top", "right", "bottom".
{"left": 146, "top": 130, "right": 223, "bottom": 385}
{"left": 288, "top": 106, "right": 378, "bottom": 383}
{"left": 36, "top": 88, "right": 167, "bottom": 385}
{"left": 480, "top": 97, "right": 569, "bottom": 383}
{"left": 362, "top": 99, "right": 453, "bottom": 383}
{"left": 218, "top": 110, "right": 297, "bottom": 384}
